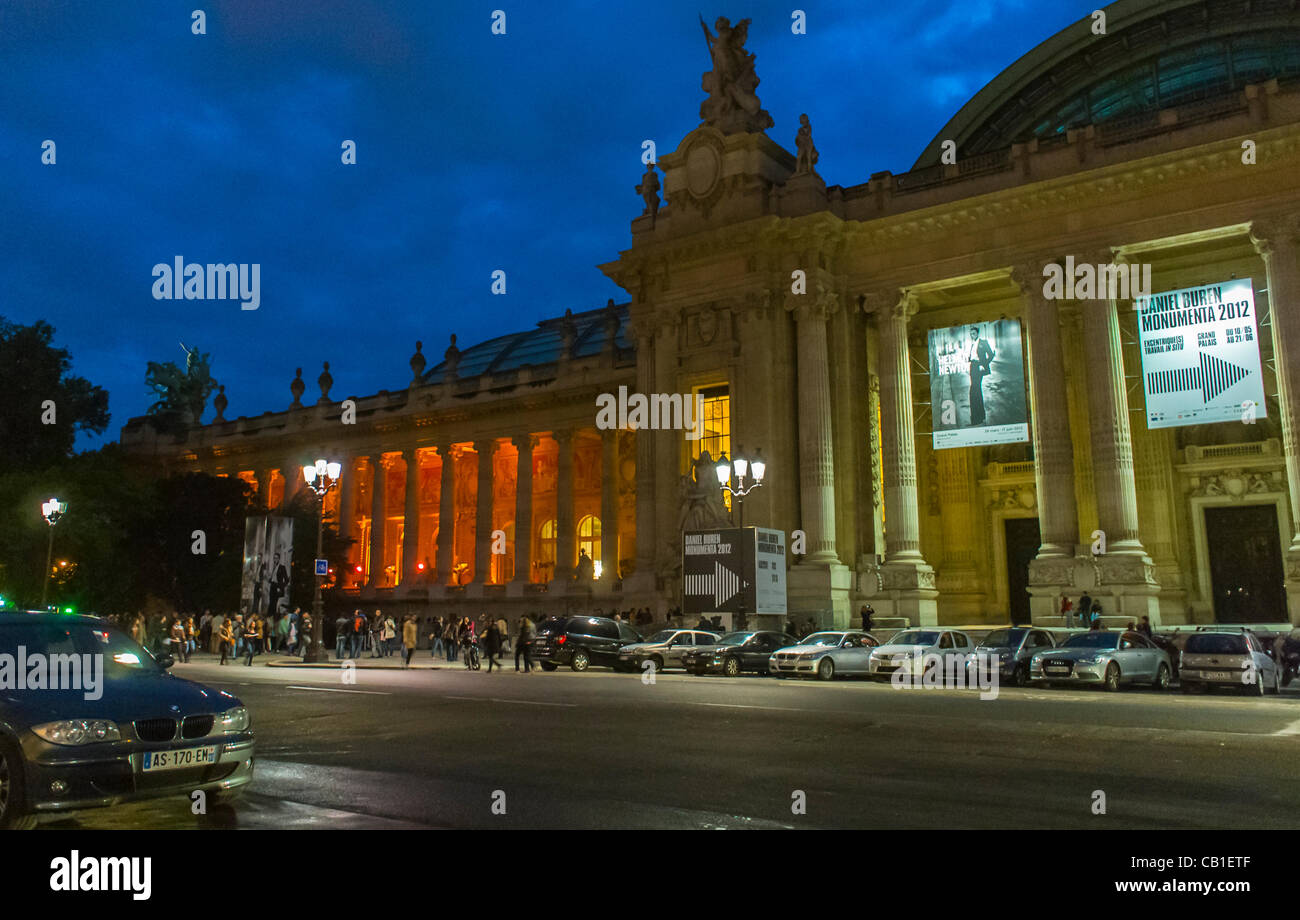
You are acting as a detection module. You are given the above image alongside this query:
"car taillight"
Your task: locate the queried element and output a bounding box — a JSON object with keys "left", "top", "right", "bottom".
{"left": 556, "top": 635, "right": 567, "bottom": 645}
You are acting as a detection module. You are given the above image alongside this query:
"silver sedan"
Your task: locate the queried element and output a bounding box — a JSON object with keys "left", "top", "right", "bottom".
{"left": 1029, "top": 630, "right": 1172, "bottom": 691}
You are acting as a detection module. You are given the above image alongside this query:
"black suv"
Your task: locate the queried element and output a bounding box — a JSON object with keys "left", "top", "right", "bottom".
{"left": 532, "top": 616, "right": 642, "bottom": 671}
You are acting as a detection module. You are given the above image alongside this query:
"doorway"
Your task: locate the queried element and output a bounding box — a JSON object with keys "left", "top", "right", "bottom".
{"left": 1206, "top": 504, "right": 1285, "bottom": 623}
{"left": 1004, "top": 517, "right": 1041, "bottom": 626}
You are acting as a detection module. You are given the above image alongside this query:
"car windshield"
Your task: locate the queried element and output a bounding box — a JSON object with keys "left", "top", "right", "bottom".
{"left": 645, "top": 630, "right": 676, "bottom": 643}
{"left": 0, "top": 620, "right": 161, "bottom": 675}
{"left": 980, "top": 628, "right": 1026, "bottom": 649}
{"left": 890, "top": 631, "right": 939, "bottom": 646}
{"left": 1061, "top": 633, "right": 1120, "bottom": 650}
{"left": 1185, "top": 634, "right": 1248, "bottom": 655}
{"left": 801, "top": 632, "right": 843, "bottom": 647}
{"left": 715, "top": 632, "right": 754, "bottom": 646}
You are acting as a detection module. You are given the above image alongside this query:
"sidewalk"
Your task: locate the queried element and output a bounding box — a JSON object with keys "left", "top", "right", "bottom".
{"left": 182, "top": 650, "right": 515, "bottom": 670}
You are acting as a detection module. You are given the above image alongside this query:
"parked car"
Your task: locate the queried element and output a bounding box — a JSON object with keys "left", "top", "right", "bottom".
{"left": 0, "top": 613, "right": 255, "bottom": 829}
{"left": 532, "top": 616, "right": 642, "bottom": 672}
{"left": 966, "top": 627, "right": 1060, "bottom": 687}
{"left": 868, "top": 628, "right": 975, "bottom": 679}
{"left": 617, "top": 628, "right": 721, "bottom": 672}
{"left": 682, "top": 631, "right": 799, "bottom": 676}
{"left": 1029, "top": 630, "right": 1171, "bottom": 691}
{"left": 768, "top": 631, "right": 881, "bottom": 680}
{"left": 1179, "top": 630, "right": 1281, "bottom": 695}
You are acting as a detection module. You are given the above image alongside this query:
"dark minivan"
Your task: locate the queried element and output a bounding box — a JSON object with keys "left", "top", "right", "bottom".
{"left": 532, "top": 616, "right": 642, "bottom": 671}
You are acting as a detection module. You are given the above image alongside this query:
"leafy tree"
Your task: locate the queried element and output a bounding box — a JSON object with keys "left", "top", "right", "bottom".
{"left": 0, "top": 317, "right": 109, "bottom": 473}
{"left": 144, "top": 472, "right": 252, "bottom": 613}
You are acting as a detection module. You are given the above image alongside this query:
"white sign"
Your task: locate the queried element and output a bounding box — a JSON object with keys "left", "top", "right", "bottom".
{"left": 1136, "top": 278, "right": 1265, "bottom": 429}
{"left": 754, "top": 528, "right": 787, "bottom": 615}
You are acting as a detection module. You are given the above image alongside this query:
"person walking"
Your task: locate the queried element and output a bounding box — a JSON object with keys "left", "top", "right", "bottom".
{"left": 446, "top": 617, "right": 461, "bottom": 662}
{"left": 218, "top": 617, "right": 235, "bottom": 665}
{"left": 429, "top": 616, "right": 445, "bottom": 659}
{"left": 335, "top": 612, "right": 351, "bottom": 660}
{"left": 496, "top": 615, "right": 510, "bottom": 653}
{"left": 516, "top": 615, "right": 535, "bottom": 673}
{"left": 169, "top": 617, "right": 189, "bottom": 663}
{"left": 244, "top": 615, "right": 262, "bottom": 666}
{"left": 402, "top": 615, "right": 419, "bottom": 668}
{"left": 1077, "top": 593, "right": 1093, "bottom": 628}
{"left": 350, "top": 609, "right": 365, "bottom": 659}
{"left": 382, "top": 612, "right": 397, "bottom": 657}
{"left": 299, "top": 610, "right": 313, "bottom": 657}
{"left": 484, "top": 618, "right": 502, "bottom": 672}
{"left": 370, "top": 610, "right": 384, "bottom": 658}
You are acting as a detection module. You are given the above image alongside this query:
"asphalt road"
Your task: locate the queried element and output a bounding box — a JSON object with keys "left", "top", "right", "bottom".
{"left": 39, "top": 656, "right": 1300, "bottom": 830}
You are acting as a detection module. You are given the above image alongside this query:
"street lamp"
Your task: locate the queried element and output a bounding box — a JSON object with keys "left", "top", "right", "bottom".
{"left": 715, "top": 447, "right": 766, "bottom": 529}
{"left": 301, "top": 459, "right": 342, "bottom": 662}
{"left": 40, "top": 498, "right": 67, "bottom": 610}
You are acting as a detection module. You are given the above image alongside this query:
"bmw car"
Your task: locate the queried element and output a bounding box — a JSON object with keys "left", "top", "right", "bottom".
{"left": 868, "top": 629, "right": 975, "bottom": 679}
{"left": 966, "top": 627, "right": 1060, "bottom": 687}
{"left": 0, "top": 613, "right": 255, "bottom": 828}
{"left": 1029, "top": 630, "right": 1171, "bottom": 691}
{"left": 768, "top": 631, "right": 881, "bottom": 680}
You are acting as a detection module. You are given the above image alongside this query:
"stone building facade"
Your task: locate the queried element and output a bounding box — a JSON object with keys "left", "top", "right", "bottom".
{"left": 123, "top": 0, "right": 1300, "bottom": 629}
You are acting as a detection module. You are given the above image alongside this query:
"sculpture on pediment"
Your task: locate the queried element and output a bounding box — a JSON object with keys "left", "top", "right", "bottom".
{"left": 699, "top": 15, "right": 773, "bottom": 134}
{"left": 635, "top": 163, "right": 661, "bottom": 218}
{"left": 794, "top": 113, "right": 818, "bottom": 175}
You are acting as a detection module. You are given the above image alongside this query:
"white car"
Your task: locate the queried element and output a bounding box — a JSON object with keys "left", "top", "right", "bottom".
{"left": 767, "top": 631, "right": 881, "bottom": 680}
{"left": 869, "top": 628, "right": 975, "bottom": 678}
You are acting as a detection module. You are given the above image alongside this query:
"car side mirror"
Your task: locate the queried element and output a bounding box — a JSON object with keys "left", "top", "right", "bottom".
{"left": 156, "top": 653, "right": 175, "bottom": 669}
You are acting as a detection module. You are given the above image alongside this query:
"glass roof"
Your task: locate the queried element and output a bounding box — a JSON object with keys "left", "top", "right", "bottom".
{"left": 424, "top": 302, "right": 631, "bottom": 381}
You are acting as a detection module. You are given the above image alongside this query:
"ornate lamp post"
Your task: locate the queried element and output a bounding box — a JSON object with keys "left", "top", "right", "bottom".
{"left": 40, "top": 498, "right": 68, "bottom": 610}
{"left": 714, "top": 447, "right": 766, "bottom": 529}
{"left": 301, "top": 459, "right": 341, "bottom": 662}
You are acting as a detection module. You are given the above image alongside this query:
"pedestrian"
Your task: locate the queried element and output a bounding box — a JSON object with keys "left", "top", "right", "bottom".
{"left": 185, "top": 615, "right": 197, "bottom": 657}
{"left": 299, "top": 610, "right": 313, "bottom": 657}
{"left": 1088, "top": 603, "right": 1103, "bottom": 630}
{"left": 199, "top": 610, "right": 212, "bottom": 651}
{"left": 860, "top": 604, "right": 874, "bottom": 632}
{"left": 516, "top": 615, "right": 535, "bottom": 672}
{"left": 484, "top": 618, "right": 502, "bottom": 672}
{"left": 218, "top": 617, "right": 235, "bottom": 665}
{"left": 402, "top": 615, "right": 418, "bottom": 668}
{"left": 276, "top": 611, "right": 290, "bottom": 653}
{"left": 169, "top": 617, "right": 188, "bottom": 663}
{"left": 383, "top": 612, "right": 397, "bottom": 657}
{"left": 496, "top": 615, "right": 510, "bottom": 653}
{"left": 460, "top": 616, "right": 477, "bottom": 669}
{"left": 1077, "top": 593, "right": 1093, "bottom": 628}
{"left": 244, "top": 614, "right": 262, "bottom": 666}
{"left": 335, "top": 612, "right": 351, "bottom": 659}
{"left": 1137, "top": 615, "right": 1153, "bottom": 637}
{"left": 430, "top": 616, "right": 444, "bottom": 658}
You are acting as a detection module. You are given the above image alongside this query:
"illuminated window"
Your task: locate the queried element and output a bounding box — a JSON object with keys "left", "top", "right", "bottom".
{"left": 693, "top": 385, "right": 731, "bottom": 509}
{"left": 536, "top": 519, "right": 557, "bottom": 582}
{"left": 578, "top": 515, "right": 601, "bottom": 576}
{"left": 491, "top": 522, "right": 515, "bottom": 583}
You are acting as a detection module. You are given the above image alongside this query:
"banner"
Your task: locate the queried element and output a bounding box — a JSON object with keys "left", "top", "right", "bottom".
{"left": 240, "top": 515, "right": 293, "bottom": 617}
{"left": 1136, "top": 278, "right": 1265, "bottom": 429}
{"left": 682, "top": 527, "right": 786, "bottom": 617}
{"left": 928, "top": 318, "right": 1029, "bottom": 450}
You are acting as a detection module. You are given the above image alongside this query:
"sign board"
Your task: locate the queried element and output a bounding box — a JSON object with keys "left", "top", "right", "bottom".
{"left": 1136, "top": 278, "right": 1266, "bottom": 429}
{"left": 682, "top": 528, "right": 786, "bottom": 616}
{"left": 928, "top": 318, "right": 1030, "bottom": 450}
{"left": 240, "top": 515, "right": 293, "bottom": 618}
{"left": 314, "top": 558, "right": 329, "bottom": 577}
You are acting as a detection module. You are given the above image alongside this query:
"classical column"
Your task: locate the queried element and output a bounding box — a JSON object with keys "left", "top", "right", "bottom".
{"left": 1083, "top": 250, "right": 1145, "bottom": 555}
{"left": 258, "top": 467, "right": 274, "bottom": 508}
{"left": 511, "top": 434, "right": 535, "bottom": 585}
{"left": 876, "top": 294, "right": 924, "bottom": 562}
{"left": 1252, "top": 218, "right": 1300, "bottom": 555}
{"left": 366, "top": 453, "right": 386, "bottom": 588}
{"left": 473, "top": 439, "right": 496, "bottom": 584}
{"left": 630, "top": 321, "right": 657, "bottom": 582}
{"left": 551, "top": 429, "right": 576, "bottom": 584}
{"left": 600, "top": 428, "right": 619, "bottom": 582}
{"left": 1013, "top": 260, "right": 1079, "bottom": 557}
{"left": 400, "top": 447, "right": 422, "bottom": 589}
{"left": 281, "top": 459, "right": 301, "bottom": 507}
{"left": 784, "top": 288, "right": 841, "bottom": 565}
{"left": 436, "top": 444, "right": 457, "bottom": 585}
{"left": 337, "top": 457, "right": 356, "bottom": 582}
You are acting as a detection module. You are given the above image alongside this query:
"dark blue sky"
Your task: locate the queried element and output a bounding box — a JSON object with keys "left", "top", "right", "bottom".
{"left": 1, "top": 0, "right": 1087, "bottom": 448}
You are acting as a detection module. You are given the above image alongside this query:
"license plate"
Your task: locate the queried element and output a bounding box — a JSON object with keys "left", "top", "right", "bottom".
{"left": 1205, "top": 671, "right": 1235, "bottom": 680}
{"left": 142, "top": 746, "right": 217, "bottom": 772}
{"left": 1045, "top": 666, "right": 1070, "bottom": 675}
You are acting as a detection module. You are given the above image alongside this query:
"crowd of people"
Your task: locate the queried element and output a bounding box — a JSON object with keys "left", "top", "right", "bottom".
{"left": 105, "top": 607, "right": 320, "bottom": 666}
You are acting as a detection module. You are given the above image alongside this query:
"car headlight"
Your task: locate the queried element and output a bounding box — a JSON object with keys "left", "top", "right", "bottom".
{"left": 1074, "top": 655, "right": 1101, "bottom": 665}
{"left": 32, "top": 719, "right": 122, "bottom": 745}
{"left": 218, "top": 706, "right": 250, "bottom": 733}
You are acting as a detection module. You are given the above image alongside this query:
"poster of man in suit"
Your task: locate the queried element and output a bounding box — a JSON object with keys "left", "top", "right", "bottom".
{"left": 928, "top": 319, "right": 1029, "bottom": 450}
{"left": 241, "top": 515, "right": 294, "bottom": 617}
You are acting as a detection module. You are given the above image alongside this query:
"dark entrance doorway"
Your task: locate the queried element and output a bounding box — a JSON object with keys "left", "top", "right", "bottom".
{"left": 1206, "top": 504, "right": 1285, "bottom": 623}
{"left": 1004, "top": 517, "right": 1041, "bottom": 626}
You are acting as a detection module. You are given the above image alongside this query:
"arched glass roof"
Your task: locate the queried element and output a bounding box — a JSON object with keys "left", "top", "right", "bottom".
{"left": 914, "top": 0, "right": 1300, "bottom": 168}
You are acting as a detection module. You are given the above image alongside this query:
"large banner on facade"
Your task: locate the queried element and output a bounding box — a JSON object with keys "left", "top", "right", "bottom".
{"left": 682, "top": 528, "right": 786, "bottom": 617}
{"left": 1136, "top": 278, "right": 1266, "bottom": 429}
{"left": 240, "top": 515, "right": 293, "bottom": 617}
{"left": 928, "top": 318, "right": 1030, "bottom": 450}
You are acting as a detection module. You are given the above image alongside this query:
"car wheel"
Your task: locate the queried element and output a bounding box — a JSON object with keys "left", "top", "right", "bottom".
{"left": 540, "top": 661, "right": 557, "bottom": 672}
{"left": 1103, "top": 662, "right": 1121, "bottom": 692}
{"left": 723, "top": 657, "right": 741, "bottom": 678}
{"left": 1013, "top": 663, "right": 1029, "bottom": 687}
{"left": 817, "top": 658, "right": 835, "bottom": 681}
{"left": 570, "top": 649, "right": 590, "bottom": 672}
{"left": 1273, "top": 668, "right": 1282, "bottom": 695}
{"left": 1152, "top": 663, "right": 1170, "bottom": 691}
{"left": 0, "top": 738, "right": 34, "bottom": 830}
{"left": 649, "top": 655, "right": 664, "bottom": 673}
{"left": 1253, "top": 668, "right": 1266, "bottom": 696}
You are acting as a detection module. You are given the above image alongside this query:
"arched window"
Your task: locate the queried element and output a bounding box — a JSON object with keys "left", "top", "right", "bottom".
{"left": 578, "top": 514, "right": 601, "bottom": 578}
{"left": 491, "top": 521, "right": 515, "bottom": 584}
{"left": 536, "top": 519, "right": 557, "bottom": 582}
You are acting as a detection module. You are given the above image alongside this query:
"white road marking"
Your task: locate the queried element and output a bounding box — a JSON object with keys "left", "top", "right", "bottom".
{"left": 286, "top": 685, "right": 391, "bottom": 696}
{"left": 490, "top": 698, "right": 577, "bottom": 707}
{"left": 686, "top": 701, "right": 808, "bottom": 713}
{"left": 1272, "top": 717, "right": 1300, "bottom": 736}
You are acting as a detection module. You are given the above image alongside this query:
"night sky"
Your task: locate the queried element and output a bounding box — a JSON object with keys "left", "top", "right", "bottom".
{"left": 1, "top": 0, "right": 1087, "bottom": 449}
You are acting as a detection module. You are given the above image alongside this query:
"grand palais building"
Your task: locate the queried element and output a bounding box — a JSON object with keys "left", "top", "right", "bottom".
{"left": 123, "top": 0, "right": 1300, "bottom": 630}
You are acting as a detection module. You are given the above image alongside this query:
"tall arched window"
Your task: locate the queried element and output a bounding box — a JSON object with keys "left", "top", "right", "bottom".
{"left": 536, "top": 519, "right": 557, "bottom": 582}
{"left": 578, "top": 514, "right": 601, "bottom": 578}
{"left": 491, "top": 522, "right": 515, "bottom": 584}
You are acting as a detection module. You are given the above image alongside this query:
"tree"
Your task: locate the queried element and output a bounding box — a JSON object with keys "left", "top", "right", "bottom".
{"left": 145, "top": 343, "right": 217, "bottom": 433}
{"left": 144, "top": 472, "right": 252, "bottom": 612}
{"left": 0, "top": 317, "right": 110, "bottom": 473}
